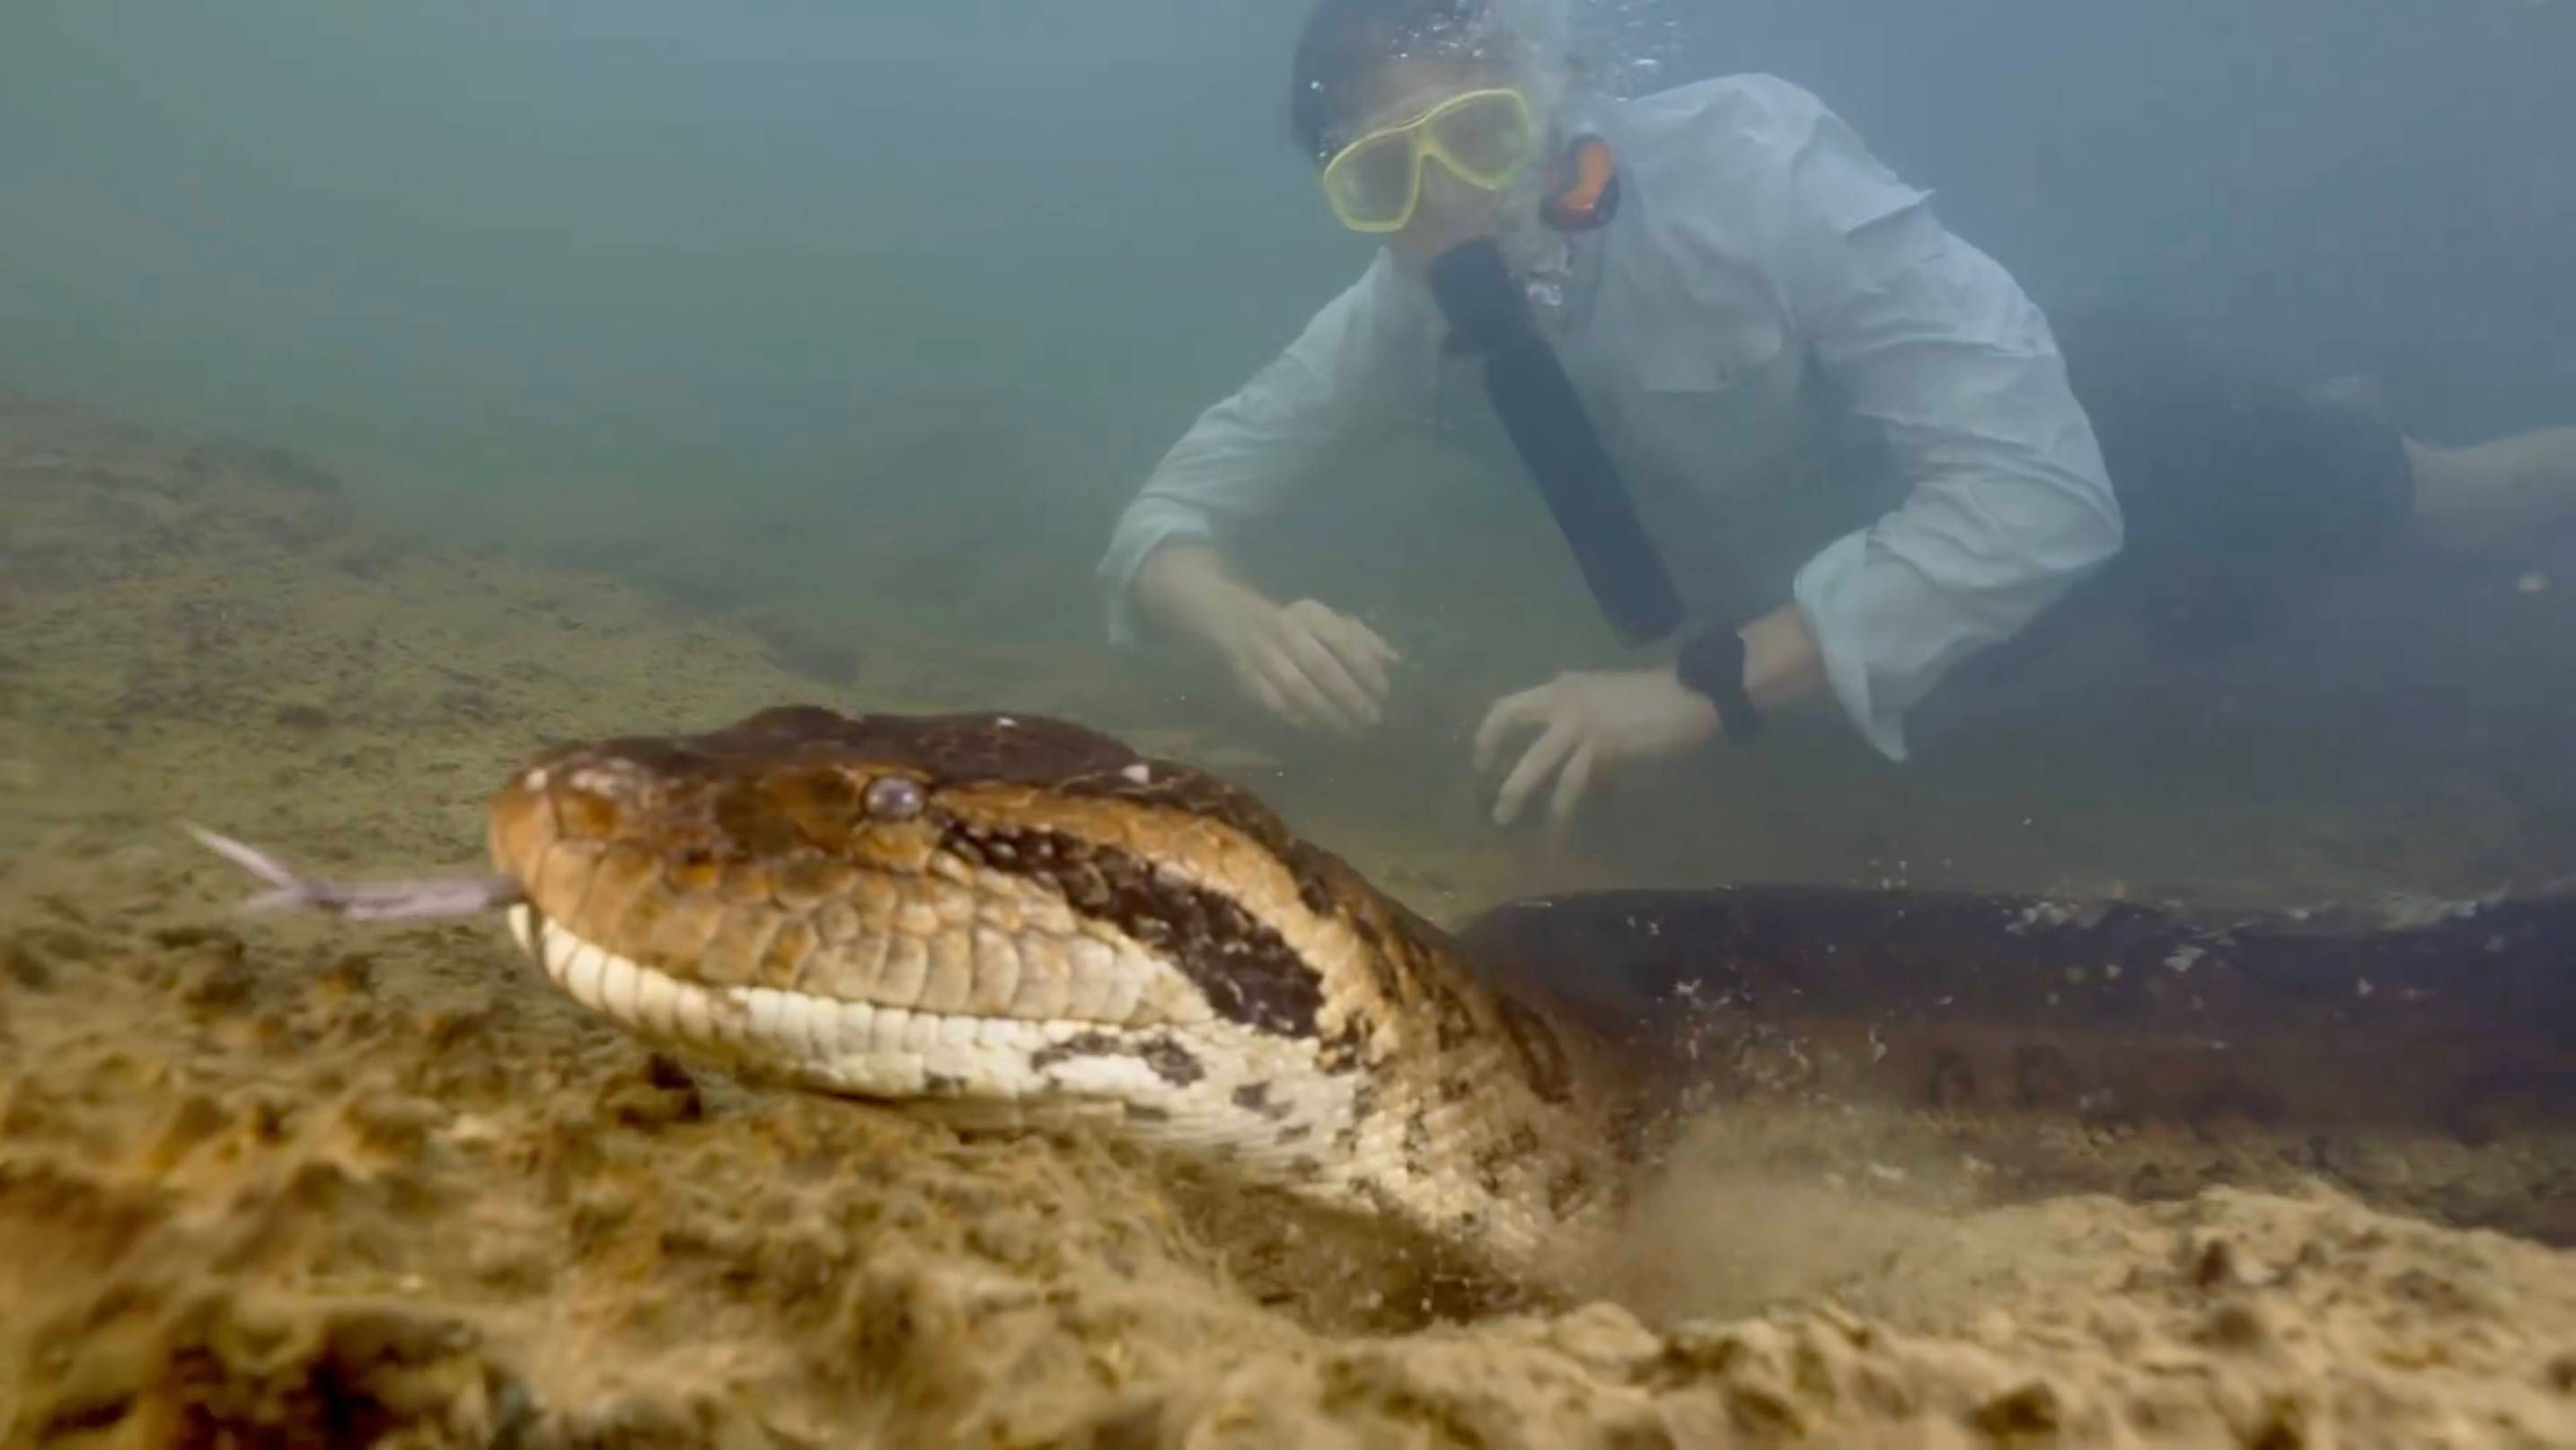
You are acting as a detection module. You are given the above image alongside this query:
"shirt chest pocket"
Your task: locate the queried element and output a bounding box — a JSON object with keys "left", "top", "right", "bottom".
{"left": 1614, "top": 314, "right": 1810, "bottom": 496}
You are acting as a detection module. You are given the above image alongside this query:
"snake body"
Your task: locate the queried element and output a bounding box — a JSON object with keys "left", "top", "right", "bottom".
{"left": 460, "top": 703, "right": 2576, "bottom": 1278}
{"left": 486, "top": 704, "right": 1645, "bottom": 1276}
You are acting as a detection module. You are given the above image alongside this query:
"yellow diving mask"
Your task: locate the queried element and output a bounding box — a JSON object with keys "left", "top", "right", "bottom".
{"left": 1318, "top": 86, "right": 1539, "bottom": 234}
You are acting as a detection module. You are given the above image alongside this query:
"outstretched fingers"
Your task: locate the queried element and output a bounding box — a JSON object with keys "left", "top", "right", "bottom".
{"left": 1492, "top": 719, "right": 1580, "bottom": 827}
{"left": 1473, "top": 685, "right": 1550, "bottom": 774}
{"left": 1277, "top": 626, "right": 1381, "bottom": 732}
{"left": 1547, "top": 739, "right": 1598, "bottom": 832}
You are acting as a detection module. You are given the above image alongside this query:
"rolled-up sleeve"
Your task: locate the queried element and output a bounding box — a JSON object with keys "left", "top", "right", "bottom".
{"left": 1098, "top": 253, "right": 1435, "bottom": 646}
{"left": 1760, "top": 99, "right": 2122, "bottom": 759}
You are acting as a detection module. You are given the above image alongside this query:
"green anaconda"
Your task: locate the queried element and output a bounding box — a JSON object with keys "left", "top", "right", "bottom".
{"left": 193, "top": 703, "right": 2576, "bottom": 1282}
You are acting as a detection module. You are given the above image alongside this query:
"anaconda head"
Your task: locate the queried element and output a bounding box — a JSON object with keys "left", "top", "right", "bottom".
{"left": 485, "top": 703, "right": 1631, "bottom": 1267}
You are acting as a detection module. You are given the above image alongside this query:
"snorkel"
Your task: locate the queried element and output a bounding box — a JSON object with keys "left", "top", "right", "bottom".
{"left": 1424, "top": 232, "right": 1682, "bottom": 645}
{"left": 1414, "top": 101, "right": 1681, "bottom": 648}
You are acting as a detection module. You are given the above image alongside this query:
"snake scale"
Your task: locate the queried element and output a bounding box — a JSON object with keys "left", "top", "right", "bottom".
{"left": 198, "top": 703, "right": 2576, "bottom": 1283}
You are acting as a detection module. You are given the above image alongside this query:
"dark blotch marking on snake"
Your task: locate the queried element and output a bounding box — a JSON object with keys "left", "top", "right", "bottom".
{"left": 1402, "top": 1110, "right": 1433, "bottom": 1171}
{"left": 1349, "top": 1081, "right": 1380, "bottom": 1125}
{"left": 1232, "top": 1081, "right": 1293, "bottom": 1120}
{"left": 1477, "top": 1124, "right": 1539, "bottom": 1192}
{"left": 1345, "top": 909, "right": 1407, "bottom": 1005}
{"left": 1317, "top": 1013, "right": 1372, "bottom": 1075}
{"left": 1546, "top": 1164, "right": 1592, "bottom": 1216}
{"left": 1352, "top": 1176, "right": 1402, "bottom": 1217}
{"left": 1429, "top": 984, "right": 1478, "bottom": 1053}
{"left": 1336, "top": 1082, "right": 1387, "bottom": 1158}
{"left": 1031, "top": 1030, "right": 1205, "bottom": 1087}
{"left": 945, "top": 823, "right": 1322, "bottom": 1039}
{"left": 1493, "top": 992, "right": 1574, "bottom": 1105}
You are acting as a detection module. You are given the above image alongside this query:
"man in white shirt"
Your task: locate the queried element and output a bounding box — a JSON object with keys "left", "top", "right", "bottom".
{"left": 1099, "top": 0, "right": 2576, "bottom": 832}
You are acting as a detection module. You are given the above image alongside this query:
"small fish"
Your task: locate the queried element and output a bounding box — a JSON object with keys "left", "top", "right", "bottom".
{"left": 184, "top": 823, "right": 524, "bottom": 922}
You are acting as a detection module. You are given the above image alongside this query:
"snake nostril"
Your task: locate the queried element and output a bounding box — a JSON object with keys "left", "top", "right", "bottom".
{"left": 863, "top": 775, "right": 926, "bottom": 821}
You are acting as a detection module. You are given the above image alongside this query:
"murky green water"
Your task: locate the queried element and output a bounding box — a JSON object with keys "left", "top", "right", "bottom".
{"left": 4, "top": 0, "right": 2572, "bottom": 915}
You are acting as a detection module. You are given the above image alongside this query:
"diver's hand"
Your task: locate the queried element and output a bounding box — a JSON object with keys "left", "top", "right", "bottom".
{"left": 1472, "top": 665, "right": 1717, "bottom": 829}
{"left": 1214, "top": 596, "right": 1400, "bottom": 737}
{"left": 1135, "top": 543, "right": 1398, "bottom": 737}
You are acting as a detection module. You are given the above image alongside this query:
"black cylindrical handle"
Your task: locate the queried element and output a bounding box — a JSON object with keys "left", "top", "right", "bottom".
{"left": 1425, "top": 238, "right": 1685, "bottom": 645}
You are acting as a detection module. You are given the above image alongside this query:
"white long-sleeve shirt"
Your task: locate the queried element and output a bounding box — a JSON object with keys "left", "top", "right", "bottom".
{"left": 1098, "top": 74, "right": 2122, "bottom": 761}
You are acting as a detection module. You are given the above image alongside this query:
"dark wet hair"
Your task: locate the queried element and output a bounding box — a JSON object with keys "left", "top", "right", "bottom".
{"left": 1289, "top": 0, "right": 1512, "bottom": 164}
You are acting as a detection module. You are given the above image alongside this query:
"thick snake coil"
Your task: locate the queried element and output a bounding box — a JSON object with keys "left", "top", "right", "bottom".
{"left": 485, "top": 704, "right": 1644, "bottom": 1278}
{"left": 292, "top": 700, "right": 2569, "bottom": 1284}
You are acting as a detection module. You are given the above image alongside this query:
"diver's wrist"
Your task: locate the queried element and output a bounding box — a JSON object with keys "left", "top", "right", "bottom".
{"left": 1138, "top": 543, "right": 1259, "bottom": 650}
{"left": 1739, "top": 604, "right": 1825, "bottom": 712}
{"left": 1673, "top": 627, "right": 1763, "bottom": 744}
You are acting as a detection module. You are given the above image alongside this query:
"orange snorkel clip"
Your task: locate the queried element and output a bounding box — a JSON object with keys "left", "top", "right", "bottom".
{"left": 1539, "top": 134, "right": 1620, "bottom": 231}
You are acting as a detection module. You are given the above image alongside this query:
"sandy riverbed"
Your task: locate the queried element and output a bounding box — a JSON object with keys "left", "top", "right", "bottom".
{"left": 4, "top": 387, "right": 2572, "bottom": 1446}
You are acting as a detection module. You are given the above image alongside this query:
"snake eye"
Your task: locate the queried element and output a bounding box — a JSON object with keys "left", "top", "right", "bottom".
{"left": 862, "top": 774, "right": 926, "bottom": 821}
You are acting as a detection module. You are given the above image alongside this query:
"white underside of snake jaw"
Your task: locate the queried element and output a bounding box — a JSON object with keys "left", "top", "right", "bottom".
{"left": 503, "top": 905, "right": 1592, "bottom": 1269}
{"left": 508, "top": 904, "right": 1383, "bottom": 1174}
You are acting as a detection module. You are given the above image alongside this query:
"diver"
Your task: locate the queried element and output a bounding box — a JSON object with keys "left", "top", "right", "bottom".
{"left": 1098, "top": 0, "right": 2576, "bottom": 833}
